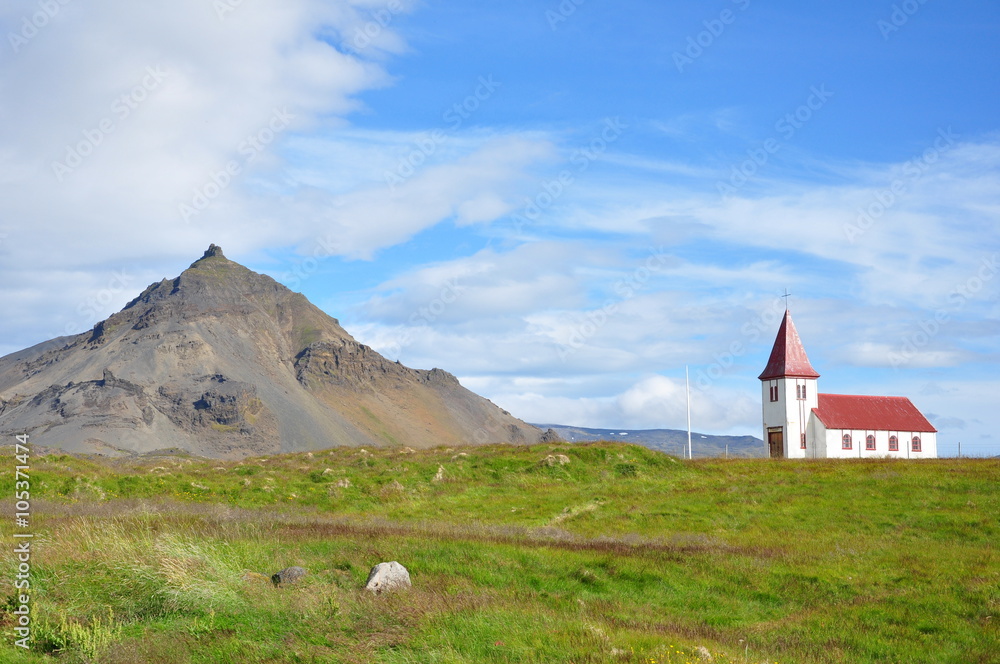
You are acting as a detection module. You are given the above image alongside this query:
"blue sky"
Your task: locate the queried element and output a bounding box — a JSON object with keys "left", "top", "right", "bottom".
{"left": 1, "top": 0, "right": 998, "bottom": 455}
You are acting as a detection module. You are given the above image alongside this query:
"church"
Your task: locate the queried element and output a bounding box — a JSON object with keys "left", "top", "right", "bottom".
{"left": 759, "top": 309, "right": 937, "bottom": 459}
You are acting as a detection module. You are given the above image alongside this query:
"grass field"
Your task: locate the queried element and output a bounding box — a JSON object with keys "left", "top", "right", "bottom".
{"left": 0, "top": 442, "right": 997, "bottom": 663}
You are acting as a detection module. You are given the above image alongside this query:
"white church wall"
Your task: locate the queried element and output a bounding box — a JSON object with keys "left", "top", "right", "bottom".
{"left": 786, "top": 377, "right": 817, "bottom": 459}
{"left": 807, "top": 415, "right": 828, "bottom": 459}
{"left": 907, "top": 431, "right": 937, "bottom": 459}
{"left": 819, "top": 427, "right": 938, "bottom": 459}
{"left": 762, "top": 377, "right": 818, "bottom": 458}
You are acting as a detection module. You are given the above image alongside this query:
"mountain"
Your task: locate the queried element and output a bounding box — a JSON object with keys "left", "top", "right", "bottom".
{"left": 533, "top": 424, "right": 765, "bottom": 458}
{"left": 0, "top": 245, "right": 552, "bottom": 458}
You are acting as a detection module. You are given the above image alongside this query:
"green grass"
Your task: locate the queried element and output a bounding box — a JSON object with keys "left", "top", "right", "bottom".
{"left": 0, "top": 443, "right": 997, "bottom": 663}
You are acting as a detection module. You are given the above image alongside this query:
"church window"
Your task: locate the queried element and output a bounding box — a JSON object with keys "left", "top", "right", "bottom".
{"left": 769, "top": 383, "right": 778, "bottom": 402}
{"left": 842, "top": 433, "right": 852, "bottom": 449}
{"left": 889, "top": 436, "right": 898, "bottom": 451}
{"left": 866, "top": 435, "right": 876, "bottom": 450}
{"left": 800, "top": 433, "right": 806, "bottom": 449}
{"left": 911, "top": 436, "right": 922, "bottom": 452}
{"left": 797, "top": 384, "right": 807, "bottom": 400}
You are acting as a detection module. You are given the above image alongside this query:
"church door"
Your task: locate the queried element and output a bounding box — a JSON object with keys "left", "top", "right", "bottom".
{"left": 767, "top": 428, "right": 783, "bottom": 458}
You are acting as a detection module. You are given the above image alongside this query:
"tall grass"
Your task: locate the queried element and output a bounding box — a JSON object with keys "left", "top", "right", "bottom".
{"left": 0, "top": 444, "right": 997, "bottom": 662}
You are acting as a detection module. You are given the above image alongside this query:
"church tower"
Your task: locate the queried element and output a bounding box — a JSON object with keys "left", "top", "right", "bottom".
{"left": 759, "top": 309, "right": 820, "bottom": 458}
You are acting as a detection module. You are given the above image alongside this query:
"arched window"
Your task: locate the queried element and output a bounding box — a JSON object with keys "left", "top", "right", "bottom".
{"left": 842, "top": 433, "right": 852, "bottom": 450}
{"left": 912, "top": 436, "right": 922, "bottom": 452}
{"left": 866, "top": 435, "right": 876, "bottom": 451}
{"left": 889, "top": 435, "right": 898, "bottom": 451}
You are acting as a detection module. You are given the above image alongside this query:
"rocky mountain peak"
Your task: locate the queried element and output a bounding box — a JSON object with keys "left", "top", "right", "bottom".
{"left": 0, "top": 246, "right": 548, "bottom": 457}
{"left": 187, "top": 243, "right": 228, "bottom": 269}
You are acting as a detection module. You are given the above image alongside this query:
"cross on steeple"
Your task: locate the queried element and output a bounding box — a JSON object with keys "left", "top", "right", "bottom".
{"left": 781, "top": 288, "right": 792, "bottom": 310}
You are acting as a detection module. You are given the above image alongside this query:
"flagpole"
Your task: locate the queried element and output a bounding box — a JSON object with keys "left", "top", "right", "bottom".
{"left": 686, "top": 366, "right": 692, "bottom": 460}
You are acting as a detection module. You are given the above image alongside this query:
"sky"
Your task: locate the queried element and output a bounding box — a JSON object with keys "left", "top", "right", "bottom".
{"left": 1, "top": 0, "right": 998, "bottom": 456}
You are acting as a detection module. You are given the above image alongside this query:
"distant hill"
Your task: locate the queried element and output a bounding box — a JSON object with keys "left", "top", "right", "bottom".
{"left": 534, "top": 424, "right": 765, "bottom": 458}
{"left": 0, "top": 245, "right": 550, "bottom": 458}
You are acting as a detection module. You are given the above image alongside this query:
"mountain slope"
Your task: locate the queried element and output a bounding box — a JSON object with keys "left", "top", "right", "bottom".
{"left": 0, "top": 245, "right": 550, "bottom": 458}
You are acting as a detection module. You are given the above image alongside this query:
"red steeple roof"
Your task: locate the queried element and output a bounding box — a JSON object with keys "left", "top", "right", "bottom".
{"left": 813, "top": 394, "right": 937, "bottom": 432}
{"left": 758, "top": 310, "right": 820, "bottom": 380}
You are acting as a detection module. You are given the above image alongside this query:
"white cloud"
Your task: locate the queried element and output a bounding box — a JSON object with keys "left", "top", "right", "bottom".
{"left": 359, "top": 241, "right": 606, "bottom": 324}
{"left": 0, "top": 0, "right": 550, "bottom": 347}
{"left": 307, "top": 135, "right": 555, "bottom": 259}
{"left": 340, "top": 137, "right": 999, "bottom": 442}
{"left": 464, "top": 374, "right": 759, "bottom": 434}
{"left": 1, "top": 0, "right": 403, "bottom": 267}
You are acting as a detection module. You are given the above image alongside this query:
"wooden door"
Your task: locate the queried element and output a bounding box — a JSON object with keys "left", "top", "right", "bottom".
{"left": 768, "top": 429, "right": 783, "bottom": 458}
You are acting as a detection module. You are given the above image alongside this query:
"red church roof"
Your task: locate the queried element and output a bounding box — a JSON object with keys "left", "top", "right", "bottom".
{"left": 812, "top": 394, "right": 937, "bottom": 432}
{"left": 758, "top": 310, "right": 820, "bottom": 380}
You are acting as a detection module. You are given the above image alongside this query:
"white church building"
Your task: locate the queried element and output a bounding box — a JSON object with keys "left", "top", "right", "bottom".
{"left": 759, "top": 310, "right": 937, "bottom": 459}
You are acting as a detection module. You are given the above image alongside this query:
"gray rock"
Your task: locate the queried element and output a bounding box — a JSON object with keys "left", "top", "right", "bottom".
{"left": 364, "top": 561, "right": 411, "bottom": 594}
{"left": 271, "top": 566, "right": 307, "bottom": 586}
{"left": 540, "top": 428, "right": 562, "bottom": 443}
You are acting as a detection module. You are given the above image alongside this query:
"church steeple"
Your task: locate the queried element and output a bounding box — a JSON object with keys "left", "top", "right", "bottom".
{"left": 758, "top": 310, "right": 820, "bottom": 380}
{"left": 760, "top": 309, "right": 820, "bottom": 459}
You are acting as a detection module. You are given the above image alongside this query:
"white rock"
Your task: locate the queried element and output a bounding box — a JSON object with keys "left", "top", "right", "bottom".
{"left": 364, "top": 561, "right": 411, "bottom": 594}
{"left": 542, "top": 454, "right": 571, "bottom": 466}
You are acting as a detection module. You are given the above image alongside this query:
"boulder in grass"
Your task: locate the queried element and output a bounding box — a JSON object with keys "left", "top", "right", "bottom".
{"left": 364, "top": 561, "right": 411, "bottom": 594}
{"left": 271, "top": 566, "right": 307, "bottom": 586}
